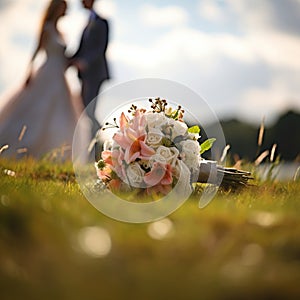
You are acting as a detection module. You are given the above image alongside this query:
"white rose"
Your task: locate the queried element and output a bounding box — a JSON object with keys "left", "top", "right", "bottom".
{"left": 126, "top": 162, "right": 145, "bottom": 187}
{"left": 152, "top": 146, "right": 179, "bottom": 167}
{"left": 146, "top": 128, "right": 163, "bottom": 148}
{"left": 183, "top": 155, "right": 200, "bottom": 172}
{"left": 166, "top": 119, "right": 188, "bottom": 139}
{"left": 180, "top": 140, "right": 200, "bottom": 156}
{"left": 180, "top": 140, "right": 200, "bottom": 170}
{"left": 145, "top": 112, "right": 167, "bottom": 129}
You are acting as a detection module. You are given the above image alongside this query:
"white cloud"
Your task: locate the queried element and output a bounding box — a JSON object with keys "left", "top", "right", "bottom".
{"left": 224, "top": 0, "right": 300, "bottom": 70}
{"left": 228, "top": 0, "right": 300, "bottom": 36}
{"left": 109, "top": 27, "right": 259, "bottom": 70}
{"left": 94, "top": 0, "right": 117, "bottom": 18}
{"left": 227, "top": 0, "right": 272, "bottom": 32}
{"left": 139, "top": 4, "right": 188, "bottom": 27}
{"left": 198, "top": 0, "right": 225, "bottom": 22}
{"left": 238, "top": 78, "right": 300, "bottom": 124}
{"left": 248, "top": 31, "right": 300, "bottom": 70}
{"left": 108, "top": 14, "right": 300, "bottom": 123}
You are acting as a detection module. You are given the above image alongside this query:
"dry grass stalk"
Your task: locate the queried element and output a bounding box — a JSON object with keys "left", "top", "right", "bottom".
{"left": 294, "top": 166, "right": 300, "bottom": 181}
{"left": 18, "top": 125, "right": 27, "bottom": 141}
{"left": 220, "top": 144, "right": 231, "bottom": 163}
{"left": 0, "top": 144, "right": 9, "bottom": 154}
{"left": 270, "top": 144, "right": 277, "bottom": 162}
{"left": 17, "top": 148, "right": 28, "bottom": 154}
{"left": 257, "top": 116, "right": 265, "bottom": 147}
{"left": 233, "top": 159, "right": 242, "bottom": 170}
{"left": 255, "top": 150, "right": 269, "bottom": 166}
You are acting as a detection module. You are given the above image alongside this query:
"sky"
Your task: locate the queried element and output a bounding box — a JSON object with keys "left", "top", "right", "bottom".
{"left": 0, "top": 0, "right": 300, "bottom": 125}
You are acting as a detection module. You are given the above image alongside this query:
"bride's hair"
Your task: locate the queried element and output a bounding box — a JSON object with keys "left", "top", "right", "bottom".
{"left": 40, "top": 0, "right": 66, "bottom": 33}
{"left": 33, "top": 0, "right": 66, "bottom": 51}
{"left": 27, "top": 0, "right": 66, "bottom": 68}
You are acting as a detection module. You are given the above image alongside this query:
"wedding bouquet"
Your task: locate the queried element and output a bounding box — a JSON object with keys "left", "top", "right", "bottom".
{"left": 95, "top": 98, "right": 251, "bottom": 200}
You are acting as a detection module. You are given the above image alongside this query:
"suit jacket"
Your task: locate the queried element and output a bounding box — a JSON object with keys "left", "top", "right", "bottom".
{"left": 73, "top": 12, "right": 110, "bottom": 84}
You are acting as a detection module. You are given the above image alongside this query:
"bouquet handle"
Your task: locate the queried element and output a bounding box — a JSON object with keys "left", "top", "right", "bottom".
{"left": 198, "top": 160, "right": 253, "bottom": 190}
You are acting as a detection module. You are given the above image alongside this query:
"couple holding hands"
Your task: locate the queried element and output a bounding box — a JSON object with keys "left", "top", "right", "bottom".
{"left": 0, "top": 0, "right": 109, "bottom": 159}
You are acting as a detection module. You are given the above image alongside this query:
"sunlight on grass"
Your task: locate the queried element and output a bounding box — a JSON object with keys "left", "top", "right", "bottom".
{"left": 0, "top": 158, "right": 300, "bottom": 299}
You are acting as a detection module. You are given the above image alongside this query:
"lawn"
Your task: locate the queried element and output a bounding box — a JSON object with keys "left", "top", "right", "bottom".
{"left": 0, "top": 158, "right": 300, "bottom": 299}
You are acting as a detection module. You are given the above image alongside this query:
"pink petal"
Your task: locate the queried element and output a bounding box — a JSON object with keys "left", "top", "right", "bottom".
{"left": 124, "top": 140, "right": 141, "bottom": 163}
{"left": 140, "top": 141, "right": 155, "bottom": 157}
{"left": 161, "top": 164, "right": 173, "bottom": 185}
{"left": 113, "top": 132, "right": 128, "bottom": 149}
{"left": 101, "top": 150, "right": 112, "bottom": 165}
{"left": 119, "top": 112, "right": 129, "bottom": 129}
{"left": 126, "top": 127, "right": 139, "bottom": 141}
{"left": 144, "top": 162, "right": 166, "bottom": 186}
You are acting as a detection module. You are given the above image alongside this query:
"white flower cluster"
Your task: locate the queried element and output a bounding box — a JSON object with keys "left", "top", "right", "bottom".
{"left": 144, "top": 112, "right": 201, "bottom": 181}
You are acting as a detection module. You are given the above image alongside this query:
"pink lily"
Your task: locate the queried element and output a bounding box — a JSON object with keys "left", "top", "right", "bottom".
{"left": 124, "top": 135, "right": 155, "bottom": 164}
{"left": 144, "top": 162, "right": 173, "bottom": 187}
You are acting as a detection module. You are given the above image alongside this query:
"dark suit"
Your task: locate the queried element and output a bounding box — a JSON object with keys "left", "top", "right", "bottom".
{"left": 73, "top": 11, "right": 110, "bottom": 108}
{"left": 72, "top": 10, "right": 109, "bottom": 161}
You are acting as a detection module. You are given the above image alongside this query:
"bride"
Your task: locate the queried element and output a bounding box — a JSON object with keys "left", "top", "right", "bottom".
{"left": 0, "top": 0, "right": 80, "bottom": 159}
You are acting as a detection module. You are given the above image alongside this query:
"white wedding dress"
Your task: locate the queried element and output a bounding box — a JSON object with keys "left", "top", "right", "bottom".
{"left": 0, "top": 24, "right": 79, "bottom": 159}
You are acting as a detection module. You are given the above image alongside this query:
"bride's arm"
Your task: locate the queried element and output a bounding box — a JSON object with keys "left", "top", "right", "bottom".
{"left": 25, "top": 29, "right": 48, "bottom": 86}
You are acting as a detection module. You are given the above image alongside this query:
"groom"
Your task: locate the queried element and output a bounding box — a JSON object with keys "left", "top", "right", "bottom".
{"left": 71, "top": 0, "right": 110, "bottom": 148}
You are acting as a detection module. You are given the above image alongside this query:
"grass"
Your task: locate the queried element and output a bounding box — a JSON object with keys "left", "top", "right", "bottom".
{"left": 0, "top": 158, "right": 300, "bottom": 300}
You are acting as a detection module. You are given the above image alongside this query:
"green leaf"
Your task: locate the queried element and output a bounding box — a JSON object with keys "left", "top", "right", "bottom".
{"left": 172, "top": 110, "right": 179, "bottom": 120}
{"left": 200, "top": 138, "right": 216, "bottom": 154}
{"left": 188, "top": 125, "right": 200, "bottom": 134}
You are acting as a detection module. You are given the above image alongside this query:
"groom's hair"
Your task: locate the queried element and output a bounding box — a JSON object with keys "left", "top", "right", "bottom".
{"left": 83, "top": 0, "right": 96, "bottom": 9}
